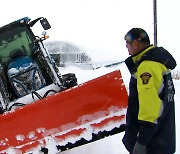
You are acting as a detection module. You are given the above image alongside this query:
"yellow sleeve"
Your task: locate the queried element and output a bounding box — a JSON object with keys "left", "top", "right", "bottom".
{"left": 137, "top": 61, "right": 167, "bottom": 123}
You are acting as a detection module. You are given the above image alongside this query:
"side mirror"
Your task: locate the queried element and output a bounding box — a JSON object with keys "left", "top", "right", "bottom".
{"left": 40, "top": 18, "right": 51, "bottom": 30}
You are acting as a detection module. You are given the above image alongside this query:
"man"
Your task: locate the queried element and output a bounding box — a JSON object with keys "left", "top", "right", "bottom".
{"left": 122, "top": 28, "right": 176, "bottom": 154}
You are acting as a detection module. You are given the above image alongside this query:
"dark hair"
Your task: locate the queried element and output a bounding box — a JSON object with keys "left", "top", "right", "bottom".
{"left": 124, "top": 28, "right": 150, "bottom": 44}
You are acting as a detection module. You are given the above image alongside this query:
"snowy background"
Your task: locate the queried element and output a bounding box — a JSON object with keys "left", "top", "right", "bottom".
{"left": 0, "top": 0, "right": 179, "bottom": 153}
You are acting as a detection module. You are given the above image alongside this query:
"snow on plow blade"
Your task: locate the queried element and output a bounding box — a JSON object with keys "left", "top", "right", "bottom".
{"left": 0, "top": 70, "right": 128, "bottom": 153}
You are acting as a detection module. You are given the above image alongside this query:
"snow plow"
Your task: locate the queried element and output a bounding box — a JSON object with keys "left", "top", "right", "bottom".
{"left": 0, "top": 17, "right": 128, "bottom": 153}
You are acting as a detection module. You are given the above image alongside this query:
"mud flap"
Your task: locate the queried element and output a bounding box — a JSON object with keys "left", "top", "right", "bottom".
{"left": 0, "top": 69, "right": 128, "bottom": 153}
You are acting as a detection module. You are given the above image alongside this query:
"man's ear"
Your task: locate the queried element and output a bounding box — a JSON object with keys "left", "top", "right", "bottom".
{"left": 132, "top": 40, "right": 141, "bottom": 55}
{"left": 132, "top": 40, "right": 139, "bottom": 51}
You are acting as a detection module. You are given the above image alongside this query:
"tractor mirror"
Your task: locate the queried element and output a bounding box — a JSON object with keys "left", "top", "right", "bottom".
{"left": 40, "top": 18, "right": 51, "bottom": 30}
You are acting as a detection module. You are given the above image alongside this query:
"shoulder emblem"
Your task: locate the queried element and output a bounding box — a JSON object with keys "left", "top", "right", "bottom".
{"left": 140, "top": 72, "right": 152, "bottom": 84}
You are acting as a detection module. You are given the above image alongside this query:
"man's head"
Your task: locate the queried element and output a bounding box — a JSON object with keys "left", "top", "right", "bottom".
{"left": 124, "top": 28, "right": 150, "bottom": 56}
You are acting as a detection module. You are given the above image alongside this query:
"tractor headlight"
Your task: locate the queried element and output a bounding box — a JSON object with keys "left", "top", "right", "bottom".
{"left": 33, "top": 71, "right": 42, "bottom": 90}
{"left": 13, "top": 82, "right": 27, "bottom": 97}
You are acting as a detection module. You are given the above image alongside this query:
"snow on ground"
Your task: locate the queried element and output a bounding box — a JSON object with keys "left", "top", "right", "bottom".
{"left": 60, "top": 63, "right": 179, "bottom": 154}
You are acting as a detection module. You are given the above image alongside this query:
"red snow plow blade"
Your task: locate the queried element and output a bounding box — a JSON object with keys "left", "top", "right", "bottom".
{"left": 0, "top": 70, "right": 128, "bottom": 153}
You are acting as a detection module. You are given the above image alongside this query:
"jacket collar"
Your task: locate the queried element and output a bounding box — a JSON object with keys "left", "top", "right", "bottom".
{"left": 131, "top": 45, "right": 154, "bottom": 63}
{"left": 125, "top": 45, "right": 154, "bottom": 74}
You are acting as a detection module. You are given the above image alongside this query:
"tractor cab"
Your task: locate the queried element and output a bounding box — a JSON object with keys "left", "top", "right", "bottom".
{"left": 0, "top": 17, "right": 58, "bottom": 102}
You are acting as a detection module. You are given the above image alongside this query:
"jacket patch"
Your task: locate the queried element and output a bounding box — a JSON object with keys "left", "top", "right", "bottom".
{"left": 140, "top": 72, "right": 152, "bottom": 84}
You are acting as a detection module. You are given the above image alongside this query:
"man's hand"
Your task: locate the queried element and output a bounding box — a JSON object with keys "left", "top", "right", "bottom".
{"left": 133, "top": 142, "right": 146, "bottom": 154}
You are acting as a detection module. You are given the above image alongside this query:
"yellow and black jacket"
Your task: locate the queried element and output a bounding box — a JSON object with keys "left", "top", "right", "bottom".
{"left": 122, "top": 45, "right": 176, "bottom": 154}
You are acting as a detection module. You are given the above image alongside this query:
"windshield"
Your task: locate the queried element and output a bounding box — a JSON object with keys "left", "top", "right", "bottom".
{"left": 0, "top": 25, "right": 35, "bottom": 66}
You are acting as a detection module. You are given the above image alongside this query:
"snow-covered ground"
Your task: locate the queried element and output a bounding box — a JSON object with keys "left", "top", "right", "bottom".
{"left": 58, "top": 62, "right": 180, "bottom": 154}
